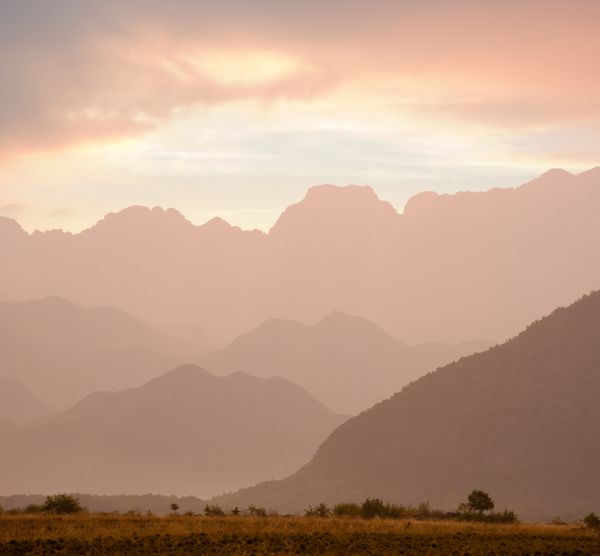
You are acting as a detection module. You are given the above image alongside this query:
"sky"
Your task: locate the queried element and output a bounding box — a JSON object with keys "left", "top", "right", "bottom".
{"left": 1, "top": 0, "right": 599, "bottom": 232}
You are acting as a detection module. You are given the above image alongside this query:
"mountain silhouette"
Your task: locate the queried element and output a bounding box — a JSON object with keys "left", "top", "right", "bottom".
{"left": 0, "top": 297, "right": 202, "bottom": 407}
{"left": 201, "top": 311, "right": 491, "bottom": 414}
{"left": 211, "top": 291, "right": 600, "bottom": 520}
{"left": 0, "top": 365, "right": 346, "bottom": 497}
{"left": 2, "top": 168, "right": 599, "bottom": 347}
{"left": 0, "top": 377, "right": 55, "bottom": 424}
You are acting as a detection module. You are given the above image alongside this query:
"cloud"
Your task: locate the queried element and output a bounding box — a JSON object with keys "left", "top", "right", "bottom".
{"left": 0, "top": 203, "right": 23, "bottom": 216}
{"left": 49, "top": 207, "right": 71, "bottom": 218}
{"left": 1, "top": 0, "right": 600, "bottom": 156}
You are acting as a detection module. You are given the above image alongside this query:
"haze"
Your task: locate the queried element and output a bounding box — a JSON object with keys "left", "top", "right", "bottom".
{"left": 2, "top": 1, "right": 600, "bottom": 232}
{"left": 1, "top": 0, "right": 600, "bottom": 526}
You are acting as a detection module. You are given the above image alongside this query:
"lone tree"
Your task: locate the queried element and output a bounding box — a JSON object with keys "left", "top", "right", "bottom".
{"left": 41, "top": 494, "right": 82, "bottom": 514}
{"left": 462, "top": 489, "right": 495, "bottom": 514}
{"left": 170, "top": 503, "right": 179, "bottom": 514}
{"left": 583, "top": 512, "right": 600, "bottom": 529}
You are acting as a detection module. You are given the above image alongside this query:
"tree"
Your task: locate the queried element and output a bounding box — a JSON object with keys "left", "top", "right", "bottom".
{"left": 361, "top": 498, "right": 387, "bottom": 519}
{"left": 304, "top": 503, "right": 331, "bottom": 517}
{"left": 41, "top": 494, "right": 82, "bottom": 514}
{"left": 333, "top": 503, "right": 361, "bottom": 517}
{"left": 231, "top": 506, "right": 240, "bottom": 516}
{"left": 170, "top": 503, "right": 179, "bottom": 514}
{"left": 583, "top": 512, "right": 600, "bottom": 529}
{"left": 204, "top": 504, "right": 224, "bottom": 516}
{"left": 462, "top": 489, "right": 495, "bottom": 514}
{"left": 248, "top": 504, "right": 267, "bottom": 517}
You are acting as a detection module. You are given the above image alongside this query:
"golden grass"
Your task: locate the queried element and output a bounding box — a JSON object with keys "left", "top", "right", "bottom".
{"left": 0, "top": 513, "right": 594, "bottom": 542}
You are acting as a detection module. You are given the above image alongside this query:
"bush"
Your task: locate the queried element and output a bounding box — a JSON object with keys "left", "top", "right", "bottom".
{"left": 583, "top": 512, "right": 600, "bottom": 529}
{"left": 361, "top": 498, "right": 387, "bottom": 519}
{"left": 247, "top": 505, "right": 267, "bottom": 517}
{"left": 204, "top": 504, "right": 225, "bottom": 517}
{"left": 24, "top": 504, "right": 43, "bottom": 514}
{"left": 304, "top": 503, "right": 331, "bottom": 517}
{"left": 457, "top": 509, "right": 517, "bottom": 523}
{"left": 41, "top": 494, "right": 83, "bottom": 514}
{"left": 333, "top": 503, "right": 362, "bottom": 518}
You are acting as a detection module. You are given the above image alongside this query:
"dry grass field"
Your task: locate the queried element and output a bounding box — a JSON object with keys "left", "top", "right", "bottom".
{"left": 1, "top": 514, "right": 599, "bottom": 555}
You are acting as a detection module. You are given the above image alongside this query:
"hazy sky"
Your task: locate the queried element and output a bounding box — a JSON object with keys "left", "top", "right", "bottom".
{"left": 1, "top": 0, "right": 599, "bottom": 232}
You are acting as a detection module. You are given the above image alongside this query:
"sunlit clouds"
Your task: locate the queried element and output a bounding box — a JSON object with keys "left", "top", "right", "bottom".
{"left": 1, "top": 0, "right": 599, "bottom": 231}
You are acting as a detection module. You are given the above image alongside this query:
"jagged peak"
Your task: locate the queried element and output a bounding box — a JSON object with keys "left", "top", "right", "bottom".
{"left": 88, "top": 205, "right": 191, "bottom": 233}
{"left": 0, "top": 216, "right": 26, "bottom": 237}
{"left": 520, "top": 168, "right": 577, "bottom": 190}
{"left": 269, "top": 184, "right": 398, "bottom": 236}
{"left": 402, "top": 191, "right": 440, "bottom": 215}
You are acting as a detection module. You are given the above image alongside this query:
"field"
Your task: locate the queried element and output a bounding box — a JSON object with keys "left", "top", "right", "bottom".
{"left": 1, "top": 515, "right": 600, "bottom": 555}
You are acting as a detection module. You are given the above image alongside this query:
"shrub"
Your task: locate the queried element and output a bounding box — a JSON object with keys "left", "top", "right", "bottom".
{"left": 41, "top": 494, "right": 83, "bottom": 514}
{"left": 304, "top": 503, "right": 331, "bottom": 517}
{"left": 204, "top": 504, "right": 225, "bottom": 517}
{"left": 583, "top": 512, "right": 600, "bottom": 529}
{"left": 247, "top": 505, "right": 267, "bottom": 517}
{"left": 24, "top": 504, "right": 43, "bottom": 514}
{"left": 361, "top": 498, "right": 387, "bottom": 519}
{"left": 333, "top": 503, "right": 362, "bottom": 518}
{"left": 457, "top": 509, "right": 517, "bottom": 523}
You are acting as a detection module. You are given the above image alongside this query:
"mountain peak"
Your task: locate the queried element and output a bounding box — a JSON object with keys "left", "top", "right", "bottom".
{"left": 0, "top": 216, "right": 26, "bottom": 238}
{"left": 541, "top": 168, "right": 573, "bottom": 179}
{"left": 88, "top": 205, "right": 191, "bottom": 235}
{"left": 269, "top": 184, "right": 398, "bottom": 237}
{"left": 402, "top": 191, "right": 440, "bottom": 216}
{"left": 151, "top": 364, "right": 211, "bottom": 383}
{"left": 202, "top": 216, "right": 232, "bottom": 230}
{"left": 314, "top": 310, "right": 400, "bottom": 343}
{"left": 521, "top": 168, "right": 576, "bottom": 190}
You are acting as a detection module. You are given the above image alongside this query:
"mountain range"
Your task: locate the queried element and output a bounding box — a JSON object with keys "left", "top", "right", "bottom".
{"left": 212, "top": 290, "right": 600, "bottom": 520}
{"left": 0, "top": 365, "right": 347, "bottom": 497}
{"left": 2, "top": 168, "right": 599, "bottom": 347}
{"left": 201, "top": 312, "right": 491, "bottom": 414}
{"left": 0, "top": 297, "right": 202, "bottom": 408}
{"left": 0, "top": 377, "right": 54, "bottom": 424}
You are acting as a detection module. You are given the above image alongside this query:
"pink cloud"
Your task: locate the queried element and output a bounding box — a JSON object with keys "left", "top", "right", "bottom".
{"left": 2, "top": 0, "right": 599, "bottom": 155}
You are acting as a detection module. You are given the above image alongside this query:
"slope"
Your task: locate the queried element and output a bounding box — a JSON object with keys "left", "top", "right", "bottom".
{"left": 0, "top": 297, "right": 202, "bottom": 407}
{"left": 201, "top": 311, "right": 491, "bottom": 414}
{"left": 0, "top": 365, "right": 347, "bottom": 497}
{"left": 212, "top": 291, "right": 600, "bottom": 520}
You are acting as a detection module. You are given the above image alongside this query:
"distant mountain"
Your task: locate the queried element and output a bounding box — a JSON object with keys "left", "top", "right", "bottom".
{"left": 212, "top": 291, "right": 600, "bottom": 520}
{"left": 201, "top": 312, "right": 491, "bottom": 414}
{"left": 1, "top": 168, "right": 599, "bottom": 346}
{"left": 0, "top": 365, "right": 347, "bottom": 497}
{"left": 0, "top": 297, "right": 202, "bottom": 407}
{"left": 0, "top": 377, "right": 54, "bottom": 424}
